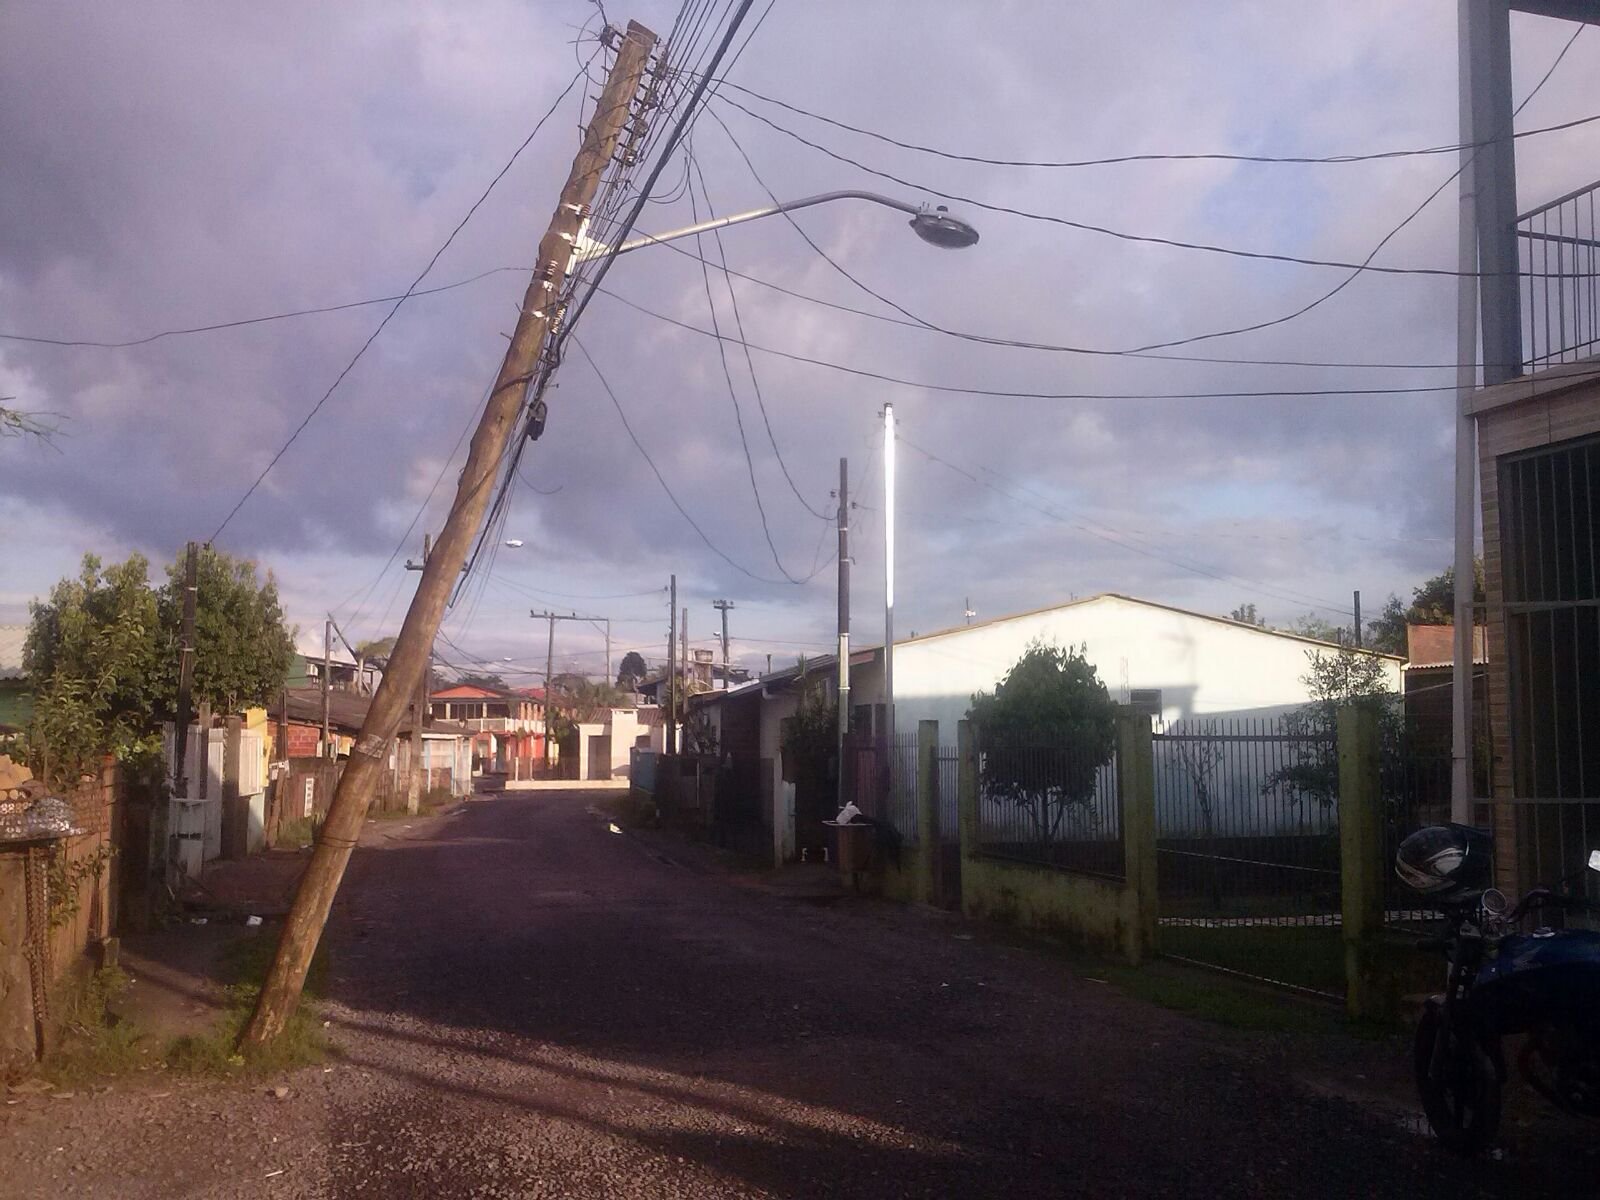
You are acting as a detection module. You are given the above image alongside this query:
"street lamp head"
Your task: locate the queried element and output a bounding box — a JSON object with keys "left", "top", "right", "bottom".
{"left": 909, "top": 205, "right": 979, "bottom": 250}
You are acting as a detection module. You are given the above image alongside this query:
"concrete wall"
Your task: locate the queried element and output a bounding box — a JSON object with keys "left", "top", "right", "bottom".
{"left": 958, "top": 714, "right": 1159, "bottom": 965}
{"left": 847, "top": 595, "right": 1401, "bottom": 734}
{"left": 757, "top": 689, "right": 800, "bottom": 865}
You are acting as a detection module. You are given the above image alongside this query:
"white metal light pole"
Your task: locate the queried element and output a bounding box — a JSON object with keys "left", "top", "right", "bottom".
{"left": 883, "top": 403, "right": 897, "bottom": 749}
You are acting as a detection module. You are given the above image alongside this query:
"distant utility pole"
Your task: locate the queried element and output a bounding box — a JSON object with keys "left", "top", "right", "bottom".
{"left": 836, "top": 457, "right": 850, "bottom": 810}
{"left": 666, "top": 574, "right": 677, "bottom": 753}
{"left": 1352, "top": 590, "right": 1363, "bottom": 648}
{"left": 321, "top": 619, "right": 332, "bottom": 760}
{"left": 681, "top": 606, "right": 689, "bottom": 695}
{"left": 531, "top": 609, "right": 608, "bottom": 766}
{"left": 153, "top": 541, "right": 199, "bottom": 920}
{"left": 241, "top": 21, "right": 660, "bottom": 1051}
{"left": 712, "top": 599, "right": 734, "bottom": 689}
{"left": 404, "top": 534, "right": 434, "bottom": 812}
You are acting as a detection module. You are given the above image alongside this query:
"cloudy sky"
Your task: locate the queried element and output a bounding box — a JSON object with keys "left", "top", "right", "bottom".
{"left": 3, "top": 1, "right": 1597, "bottom": 684}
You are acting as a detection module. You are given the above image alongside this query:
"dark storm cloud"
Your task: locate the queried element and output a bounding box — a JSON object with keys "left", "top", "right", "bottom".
{"left": 2, "top": 0, "right": 1597, "bottom": 667}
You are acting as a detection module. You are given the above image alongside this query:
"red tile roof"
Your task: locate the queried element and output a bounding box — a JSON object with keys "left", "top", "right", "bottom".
{"left": 1406, "top": 623, "right": 1488, "bottom": 667}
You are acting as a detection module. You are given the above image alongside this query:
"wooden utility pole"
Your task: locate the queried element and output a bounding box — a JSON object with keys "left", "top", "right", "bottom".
{"left": 151, "top": 541, "right": 199, "bottom": 919}
{"left": 712, "top": 599, "right": 734, "bottom": 689}
{"left": 666, "top": 575, "right": 677, "bottom": 754}
{"left": 404, "top": 533, "right": 433, "bottom": 812}
{"left": 241, "top": 21, "right": 658, "bottom": 1050}
{"left": 531, "top": 610, "right": 605, "bottom": 770}
{"left": 321, "top": 619, "right": 332, "bottom": 759}
{"left": 543, "top": 611, "right": 556, "bottom": 770}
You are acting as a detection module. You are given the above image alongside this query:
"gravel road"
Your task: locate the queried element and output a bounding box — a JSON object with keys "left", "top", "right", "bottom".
{"left": 1, "top": 791, "right": 1587, "bottom": 1197}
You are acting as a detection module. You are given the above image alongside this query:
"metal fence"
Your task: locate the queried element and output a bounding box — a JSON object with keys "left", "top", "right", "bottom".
{"left": 1518, "top": 177, "right": 1600, "bottom": 370}
{"left": 1152, "top": 718, "right": 1343, "bottom": 998}
{"left": 974, "top": 741, "right": 1123, "bottom": 879}
{"left": 1380, "top": 719, "right": 1453, "bottom": 932}
{"left": 1153, "top": 719, "right": 1341, "bottom": 923}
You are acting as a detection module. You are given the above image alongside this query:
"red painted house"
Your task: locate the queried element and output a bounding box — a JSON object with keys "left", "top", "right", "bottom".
{"left": 428, "top": 684, "right": 547, "bottom": 775}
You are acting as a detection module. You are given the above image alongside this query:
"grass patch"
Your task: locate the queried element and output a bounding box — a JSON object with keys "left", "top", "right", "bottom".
{"left": 43, "top": 967, "right": 153, "bottom": 1087}
{"left": 1099, "top": 960, "right": 1352, "bottom": 1035}
{"left": 1159, "top": 923, "right": 1346, "bottom": 996}
{"left": 274, "top": 816, "right": 319, "bottom": 849}
{"left": 163, "top": 930, "right": 329, "bottom": 1076}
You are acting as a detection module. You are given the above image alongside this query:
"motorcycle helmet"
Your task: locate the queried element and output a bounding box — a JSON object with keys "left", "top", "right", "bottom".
{"left": 1395, "top": 823, "right": 1494, "bottom": 901}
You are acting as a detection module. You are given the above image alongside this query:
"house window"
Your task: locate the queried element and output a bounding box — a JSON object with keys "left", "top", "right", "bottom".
{"left": 1128, "top": 688, "right": 1162, "bottom": 718}
{"left": 1500, "top": 435, "right": 1600, "bottom": 799}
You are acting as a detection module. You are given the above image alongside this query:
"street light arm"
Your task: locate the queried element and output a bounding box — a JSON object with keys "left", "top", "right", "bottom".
{"left": 573, "top": 190, "right": 927, "bottom": 263}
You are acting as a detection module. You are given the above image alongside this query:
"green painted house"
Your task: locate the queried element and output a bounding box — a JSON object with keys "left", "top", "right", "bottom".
{"left": 0, "top": 625, "right": 30, "bottom": 731}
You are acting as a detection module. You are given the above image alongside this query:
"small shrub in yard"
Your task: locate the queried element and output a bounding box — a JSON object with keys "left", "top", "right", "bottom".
{"left": 274, "top": 815, "right": 319, "bottom": 848}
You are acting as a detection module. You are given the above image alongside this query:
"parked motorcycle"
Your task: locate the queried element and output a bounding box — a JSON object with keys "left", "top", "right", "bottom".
{"left": 1395, "top": 826, "right": 1600, "bottom": 1154}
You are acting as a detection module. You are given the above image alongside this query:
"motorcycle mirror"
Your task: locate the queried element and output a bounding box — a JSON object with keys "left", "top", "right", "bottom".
{"left": 1589, "top": 849, "right": 1600, "bottom": 873}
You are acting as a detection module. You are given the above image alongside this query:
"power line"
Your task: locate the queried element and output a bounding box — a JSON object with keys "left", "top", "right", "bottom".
{"left": 684, "top": 147, "right": 809, "bottom": 583}
{"left": 687, "top": 143, "right": 831, "bottom": 520}
{"left": 709, "top": 88, "right": 1594, "bottom": 283}
{"left": 571, "top": 333, "right": 800, "bottom": 586}
{"left": 700, "top": 76, "right": 1600, "bottom": 170}
{"left": 206, "top": 58, "right": 594, "bottom": 543}
{"left": 591, "top": 283, "right": 1600, "bottom": 400}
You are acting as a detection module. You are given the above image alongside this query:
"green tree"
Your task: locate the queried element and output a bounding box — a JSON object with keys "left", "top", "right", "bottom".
{"left": 779, "top": 663, "right": 836, "bottom": 784}
{"left": 1364, "top": 595, "right": 1409, "bottom": 657}
{"left": 1290, "top": 613, "right": 1349, "bottom": 645}
{"left": 454, "top": 671, "right": 508, "bottom": 691}
{"left": 1265, "top": 647, "right": 1398, "bottom": 810}
{"left": 616, "top": 650, "right": 648, "bottom": 691}
{"left": 967, "top": 640, "right": 1117, "bottom": 842}
{"left": 1405, "top": 562, "right": 1485, "bottom": 625}
{"left": 23, "top": 554, "right": 162, "bottom": 785}
{"left": 355, "top": 635, "right": 398, "bottom": 664}
{"left": 156, "top": 547, "right": 294, "bottom": 715}
{"left": 1229, "top": 602, "right": 1265, "bottom": 627}
{"left": 1363, "top": 560, "right": 1487, "bottom": 658}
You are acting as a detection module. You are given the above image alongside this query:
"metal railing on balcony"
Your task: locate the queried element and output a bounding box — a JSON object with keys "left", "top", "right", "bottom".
{"left": 1518, "top": 177, "right": 1600, "bottom": 370}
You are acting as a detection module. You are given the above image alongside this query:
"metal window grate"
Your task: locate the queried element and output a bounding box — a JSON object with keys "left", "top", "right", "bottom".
{"left": 1500, "top": 435, "right": 1600, "bottom": 802}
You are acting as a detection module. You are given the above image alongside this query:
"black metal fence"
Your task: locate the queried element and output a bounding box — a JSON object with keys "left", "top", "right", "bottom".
{"left": 974, "top": 741, "right": 1123, "bottom": 879}
{"left": 1518, "top": 176, "right": 1600, "bottom": 370}
{"left": 1152, "top": 718, "right": 1343, "bottom": 997}
{"left": 1380, "top": 718, "right": 1453, "bottom": 932}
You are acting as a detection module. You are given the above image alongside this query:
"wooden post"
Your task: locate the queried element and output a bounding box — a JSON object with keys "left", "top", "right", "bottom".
{"left": 1339, "top": 704, "right": 1385, "bottom": 1018}
{"left": 1116, "top": 707, "right": 1158, "bottom": 966}
{"left": 239, "top": 20, "right": 659, "bottom": 1051}
{"left": 957, "top": 719, "right": 977, "bottom": 870}
{"left": 917, "top": 719, "right": 939, "bottom": 905}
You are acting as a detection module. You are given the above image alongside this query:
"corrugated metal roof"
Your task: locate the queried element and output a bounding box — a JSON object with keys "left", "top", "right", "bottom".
{"left": 0, "top": 626, "right": 27, "bottom": 681}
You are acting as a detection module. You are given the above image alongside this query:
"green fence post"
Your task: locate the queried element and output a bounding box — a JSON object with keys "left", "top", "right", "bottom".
{"left": 1117, "top": 708, "right": 1158, "bottom": 965}
{"left": 957, "top": 720, "right": 977, "bottom": 915}
{"left": 917, "top": 720, "right": 939, "bottom": 904}
{"left": 1338, "top": 704, "right": 1384, "bottom": 1019}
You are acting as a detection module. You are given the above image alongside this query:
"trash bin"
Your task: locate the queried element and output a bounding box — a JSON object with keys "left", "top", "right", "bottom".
{"left": 826, "top": 819, "right": 874, "bottom": 875}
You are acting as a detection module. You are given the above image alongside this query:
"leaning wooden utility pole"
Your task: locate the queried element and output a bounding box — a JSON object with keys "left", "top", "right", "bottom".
{"left": 240, "top": 21, "right": 658, "bottom": 1049}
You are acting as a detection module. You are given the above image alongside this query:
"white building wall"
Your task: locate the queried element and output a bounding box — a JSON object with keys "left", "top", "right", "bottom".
{"left": 757, "top": 689, "right": 799, "bottom": 865}
{"left": 848, "top": 595, "right": 1401, "bottom": 735}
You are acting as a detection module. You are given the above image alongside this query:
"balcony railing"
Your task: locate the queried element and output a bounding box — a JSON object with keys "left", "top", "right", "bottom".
{"left": 1518, "top": 177, "right": 1600, "bottom": 370}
